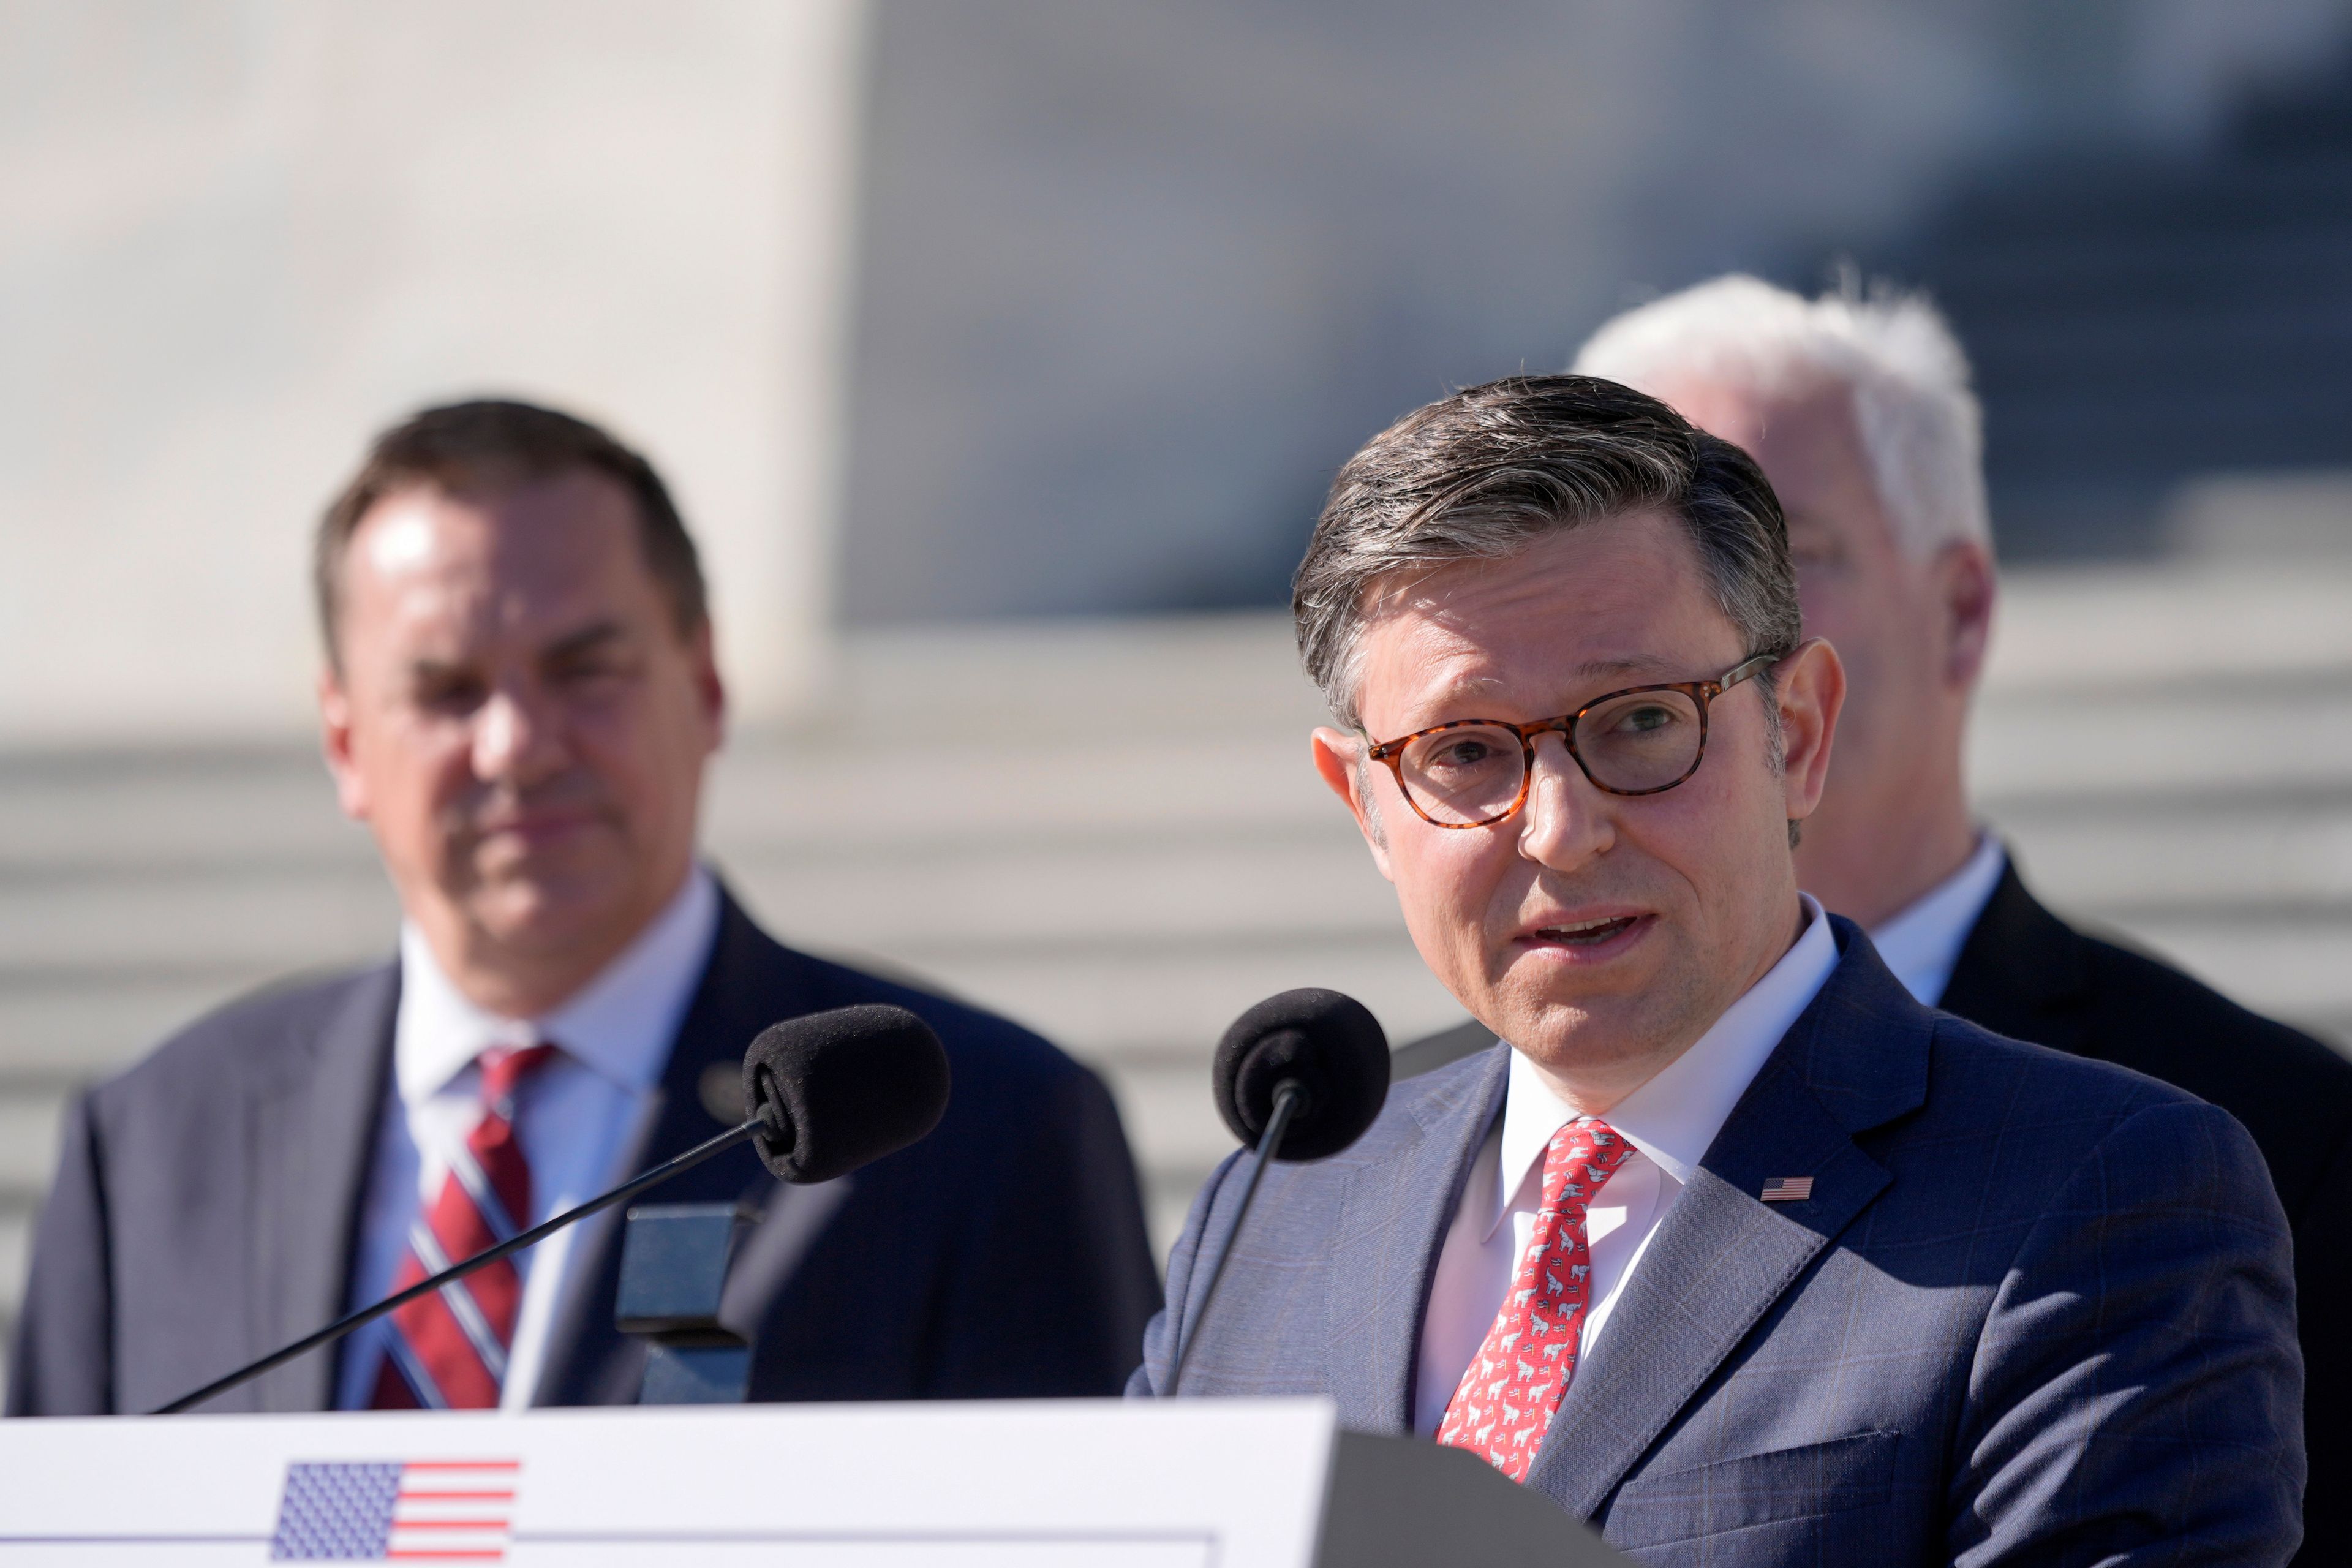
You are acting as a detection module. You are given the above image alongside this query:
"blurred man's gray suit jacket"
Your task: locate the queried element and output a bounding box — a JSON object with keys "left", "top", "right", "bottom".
{"left": 1131, "top": 921, "right": 2305, "bottom": 1565}
{"left": 12, "top": 889, "right": 1160, "bottom": 1416}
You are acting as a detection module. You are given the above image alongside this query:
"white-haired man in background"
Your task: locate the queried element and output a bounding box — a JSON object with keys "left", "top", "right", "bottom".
{"left": 1403, "top": 275, "right": 2352, "bottom": 1563}
{"left": 1581, "top": 277, "right": 1993, "bottom": 942}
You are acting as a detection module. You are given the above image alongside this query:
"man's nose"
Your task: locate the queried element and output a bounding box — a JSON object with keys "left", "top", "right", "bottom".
{"left": 1516, "top": 731, "right": 1611, "bottom": 869}
{"left": 470, "top": 684, "right": 564, "bottom": 784}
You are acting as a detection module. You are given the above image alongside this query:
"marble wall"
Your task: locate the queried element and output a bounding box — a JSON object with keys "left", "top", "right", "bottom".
{"left": 0, "top": 1, "right": 866, "bottom": 741}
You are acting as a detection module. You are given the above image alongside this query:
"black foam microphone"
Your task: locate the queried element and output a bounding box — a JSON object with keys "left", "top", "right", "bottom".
{"left": 156, "top": 1003, "right": 951, "bottom": 1415}
{"left": 742, "top": 1003, "right": 951, "bottom": 1183}
{"left": 1166, "top": 988, "right": 1391, "bottom": 1393}
{"left": 1213, "top": 987, "right": 1392, "bottom": 1161}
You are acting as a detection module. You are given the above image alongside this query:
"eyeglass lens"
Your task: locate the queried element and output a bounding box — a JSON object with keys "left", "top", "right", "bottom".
{"left": 1397, "top": 688, "right": 1706, "bottom": 823}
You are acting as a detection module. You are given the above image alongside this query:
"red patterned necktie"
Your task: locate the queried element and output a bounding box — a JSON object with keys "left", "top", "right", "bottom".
{"left": 1436, "top": 1118, "right": 1637, "bottom": 1481}
{"left": 371, "top": 1042, "right": 558, "bottom": 1409}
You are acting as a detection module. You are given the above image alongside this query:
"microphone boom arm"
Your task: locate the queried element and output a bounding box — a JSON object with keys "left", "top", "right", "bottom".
{"left": 1164, "top": 1079, "right": 1304, "bottom": 1396}
{"left": 154, "top": 1115, "right": 766, "bottom": 1415}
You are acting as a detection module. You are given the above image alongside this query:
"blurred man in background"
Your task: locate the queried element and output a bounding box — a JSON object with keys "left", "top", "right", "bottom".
{"left": 9, "top": 400, "right": 1158, "bottom": 1417}
{"left": 1404, "top": 277, "right": 2352, "bottom": 1559}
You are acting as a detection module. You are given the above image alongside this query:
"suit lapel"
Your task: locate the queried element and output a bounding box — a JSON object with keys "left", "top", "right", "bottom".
{"left": 251, "top": 963, "right": 398, "bottom": 1411}
{"left": 1327, "top": 1047, "right": 1509, "bottom": 1431}
{"left": 1939, "top": 859, "right": 2092, "bottom": 1052}
{"left": 532, "top": 888, "right": 806, "bottom": 1405}
{"left": 1528, "top": 924, "right": 1929, "bottom": 1515}
{"left": 1528, "top": 1066, "right": 1893, "bottom": 1513}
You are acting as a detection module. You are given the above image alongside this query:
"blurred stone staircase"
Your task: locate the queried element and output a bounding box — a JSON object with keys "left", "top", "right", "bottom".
{"left": 4, "top": 566, "right": 2348, "bottom": 1400}
{"left": 1904, "top": 50, "right": 2352, "bottom": 557}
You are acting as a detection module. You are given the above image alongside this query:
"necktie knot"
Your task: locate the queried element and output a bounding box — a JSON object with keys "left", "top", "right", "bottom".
{"left": 1539, "top": 1118, "right": 1632, "bottom": 1213}
{"left": 478, "top": 1041, "right": 558, "bottom": 1112}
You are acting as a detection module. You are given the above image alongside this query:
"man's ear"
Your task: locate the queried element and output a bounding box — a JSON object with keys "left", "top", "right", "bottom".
{"left": 1311, "top": 726, "right": 1394, "bottom": 882}
{"left": 317, "top": 667, "right": 371, "bottom": 823}
{"left": 1774, "top": 638, "right": 1845, "bottom": 833}
{"left": 688, "top": 619, "right": 728, "bottom": 753}
{"left": 1935, "top": 540, "right": 1996, "bottom": 690}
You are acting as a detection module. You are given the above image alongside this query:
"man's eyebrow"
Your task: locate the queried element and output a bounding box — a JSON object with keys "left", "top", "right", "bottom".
{"left": 405, "top": 655, "right": 476, "bottom": 684}
{"left": 1412, "top": 655, "right": 1684, "bottom": 706}
{"left": 541, "top": 620, "right": 630, "bottom": 661}
{"left": 1574, "top": 654, "right": 1683, "bottom": 680}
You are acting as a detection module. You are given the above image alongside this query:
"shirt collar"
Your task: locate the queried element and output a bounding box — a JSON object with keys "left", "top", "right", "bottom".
{"left": 1866, "top": 834, "right": 2008, "bottom": 1007}
{"left": 394, "top": 866, "right": 720, "bottom": 1104}
{"left": 1487, "top": 893, "right": 1840, "bottom": 1237}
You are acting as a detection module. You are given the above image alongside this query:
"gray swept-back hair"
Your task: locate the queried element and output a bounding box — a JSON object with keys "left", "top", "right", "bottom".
{"left": 1573, "top": 274, "right": 1989, "bottom": 559}
{"left": 1294, "top": 374, "right": 1800, "bottom": 733}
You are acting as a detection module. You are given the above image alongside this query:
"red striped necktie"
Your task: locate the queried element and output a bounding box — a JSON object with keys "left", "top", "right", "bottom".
{"left": 371, "top": 1042, "right": 559, "bottom": 1409}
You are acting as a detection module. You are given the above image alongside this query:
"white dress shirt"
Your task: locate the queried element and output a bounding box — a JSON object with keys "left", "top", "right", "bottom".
{"left": 1413, "top": 895, "right": 1840, "bottom": 1436}
{"left": 1867, "top": 834, "right": 2007, "bottom": 1007}
{"left": 334, "top": 867, "right": 720, "bottom": 1411}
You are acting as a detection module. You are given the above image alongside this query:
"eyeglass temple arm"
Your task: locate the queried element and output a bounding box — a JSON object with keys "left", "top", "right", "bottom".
{"left": 1722, "top": 649, "right": 1784, "bottom": 690}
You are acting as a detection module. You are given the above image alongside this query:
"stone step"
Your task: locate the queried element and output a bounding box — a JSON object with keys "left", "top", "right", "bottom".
{"left": 2089, "top": 910, "right": 2352, "bottom": 1028}
{"left": 1103, "top": 1059, "right": 1232, "bottom": 1254}
{"left": 1978, "top": 565, "right": 2352, "bottom": 685}
{"left": 1994, "top": 818, "right": 2352, "bottom": 919}
{"left": 1936, "top": 149, "right": 2352, "bottom": 239}
{"left": 719, "top": 827, "right": 1401, "bottom": 954}
{"left": 0, "top": 752, "right": 369, "bottom": 869}
{"left": 0, "top": 1095, "right": 61, "bottom": 1199}
{"left": 0, "top": 970, "right": 273, "bottom": 1083}
{"left": 0, "top": 1207, "right": 26, "bottom": 1355}
{"left": 0, "top": 867, "right": 397, "bottom": 976}
{"left": 828, "top": 927, "right": 1463, "bottom": 1067}
{"left": 1972, "top": 680, "right": 2352, "bottom": 800}
{"left": 1932, "top": 220, "right": 2352, "bottom": 306}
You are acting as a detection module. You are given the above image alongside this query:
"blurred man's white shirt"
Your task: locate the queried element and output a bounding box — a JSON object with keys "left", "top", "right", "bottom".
{"left": 336, "top": 867, "right": 718, "bottom": 1410}
{"left": 1867, "top": 834, "right": 2007, "bottom": 1007}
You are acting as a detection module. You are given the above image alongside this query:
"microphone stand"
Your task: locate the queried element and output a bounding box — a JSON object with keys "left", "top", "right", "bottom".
{"left": 154, "top": 1115, "right": 766, "bottom": 1415}
{"left": 1164, "top": 1079, "right": 1303, "bottom": 1396}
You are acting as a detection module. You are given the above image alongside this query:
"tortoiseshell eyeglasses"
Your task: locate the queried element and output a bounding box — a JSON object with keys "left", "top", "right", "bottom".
{"left": 1362, "top": 650, "right": 1785, "bottom": 829}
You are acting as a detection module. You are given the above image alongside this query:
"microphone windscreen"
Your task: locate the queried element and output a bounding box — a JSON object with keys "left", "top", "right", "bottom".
{"left": 1213, "top": 988, "right": 1390, "bottom": 1161}
{"left": 740, "top": 1004, "right": 951, "bottom": 1183}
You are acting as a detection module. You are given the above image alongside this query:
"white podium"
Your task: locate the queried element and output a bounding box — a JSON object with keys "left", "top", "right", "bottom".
{"left": 0, "top": 1399, "right": 1623, "bottom": 1565}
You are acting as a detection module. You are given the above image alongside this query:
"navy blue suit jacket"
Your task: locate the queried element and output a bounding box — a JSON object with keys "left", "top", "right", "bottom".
{"left": 1134, "top": 922, "right": 2303, "bottom": 1564}
{"left": 10, "top": 887, "right": 1161, "bottom": 1415}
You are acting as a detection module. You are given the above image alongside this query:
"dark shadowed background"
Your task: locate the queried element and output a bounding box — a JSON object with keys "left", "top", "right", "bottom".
{"left": 844, "top": 1, "right": 2352, "bottom": 619}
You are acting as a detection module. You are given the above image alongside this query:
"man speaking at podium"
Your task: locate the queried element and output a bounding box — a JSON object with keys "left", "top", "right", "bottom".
{"left": 1135, "top": 377, "right": 2303, "bottom": 1561}
{"left": 1403, "top": 276, "right": 2352, "bottom": 1563}
{"left": 10, "top": 400, "right": 1158, "bottom": 1416}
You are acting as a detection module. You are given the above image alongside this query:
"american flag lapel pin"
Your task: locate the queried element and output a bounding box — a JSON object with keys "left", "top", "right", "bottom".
{"left": 1760, "top": 1176, "right": 1814, "bottom": 1203}
{"left": 270, "top": 1458, "right": 520, "bottom": 1561}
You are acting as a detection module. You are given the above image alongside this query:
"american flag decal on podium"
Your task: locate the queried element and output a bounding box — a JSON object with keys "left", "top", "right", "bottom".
{"left": 269, "top": 1459, "right": 519, "bottom": 1560}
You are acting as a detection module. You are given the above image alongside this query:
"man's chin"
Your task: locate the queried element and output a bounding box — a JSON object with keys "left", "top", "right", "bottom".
{"left": 1475, "top": 976, "right": 1658, "bottom": 1068}
{"left": 1499, "top": 1005, "right": 1635, "bottom": 1065}
{"left": 458, "top": 873, "right": 637, "bottom": 959}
